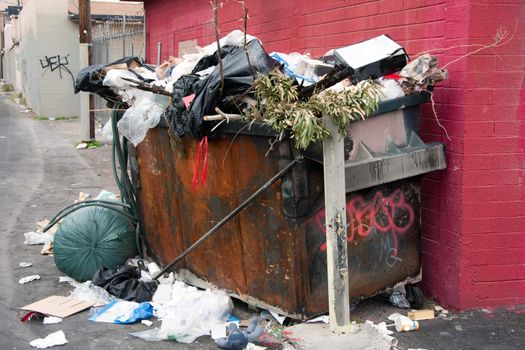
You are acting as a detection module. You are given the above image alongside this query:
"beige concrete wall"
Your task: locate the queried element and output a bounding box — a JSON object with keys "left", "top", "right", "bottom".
{"left": 19, "top": 0, "right": 80, "bottom": 117}
{"left": 3, "top": 18, "right": 22, "bottom": 92}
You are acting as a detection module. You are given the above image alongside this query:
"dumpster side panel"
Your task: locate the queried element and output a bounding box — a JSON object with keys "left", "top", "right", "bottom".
{"left": 173, "top": 135, "right": 249, "bottom": 293}
{"left": 229, "top": 136, "right": 305, "bottom": 313}
{"left": 303, "top": 176, "right": 422, "bottom": 315}
{"left": 135, "top": 128, "right": 186, "bottom": 266}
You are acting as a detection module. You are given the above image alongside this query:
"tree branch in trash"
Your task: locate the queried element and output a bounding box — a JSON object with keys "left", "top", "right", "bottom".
{"left": 212, "top": 0, "right": 225, "bottom": 98}
{"left": 121, "top": 77, "right": 171, "bottom": 96}
{"left": 245, "top": 69, "right": 381, "bottom": 150}
{"left": 239, "top": 0, "right": 255, "bottom": 78}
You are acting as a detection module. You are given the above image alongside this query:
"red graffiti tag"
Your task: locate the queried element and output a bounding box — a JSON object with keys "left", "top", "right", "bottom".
{"left": 316, "top": 190, "right": 414, "bottom": 256}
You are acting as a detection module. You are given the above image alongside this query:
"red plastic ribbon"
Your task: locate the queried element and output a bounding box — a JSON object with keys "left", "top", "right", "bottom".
{"left": 191, "top": 136, "right": 208, "bottom": 190}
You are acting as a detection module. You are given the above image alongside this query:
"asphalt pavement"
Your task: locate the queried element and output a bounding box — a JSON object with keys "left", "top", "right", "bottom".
{"left": 0, "top": 92, "right": 524, "bottom": 350}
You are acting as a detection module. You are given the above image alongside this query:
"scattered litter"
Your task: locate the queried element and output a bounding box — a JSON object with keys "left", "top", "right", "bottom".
{"left": 19, "top": 275, "right": 41, "bottom": 284}
{"left": 58, "top": 276, "right": 74, "bottom": 283}
{"left": 21, "top": 311, "right": 45, "bottom": 323}
{"left": 395, "top": 315, "right": 419, "bottom": 332}
{"left": 43, "top": 316, "right": 63, "bottom": 325}
{"left": 306, "top": 315, "right": 329, "bottom": 324}
{"left": 141, "top": 319, "right": 153, "bottom": 326}
{"left": 67, "top": 280, "right": 114, "bottom": 307}
{"left": 21, "top": 296, "right": 95, "bottom": 318}
{"left": 19, "top": 262, "right": 33, "bottom": 268}
{"left": 89, "top": 300, "right": 153, "bottom": 324}
{"left": 387, "top": 312, "right": 405, "bottom": 322}
{"left": 129, "top": 328, "right": 163, "bottom": 342}
{"left": 29, "top": 330, "right": 68, "bottom": 349}
{"left": 76, "top": 143, "right": 88, "bottom": 149}
{"left": 246, "top": 344, "right": 267, "bottom": 350}
{"left": 73, "top": 192, "right": 91, "bottom": 203}
{"left": 389, "top": 289, "right": 410, "bottom": 309}
{"left": 407, "top": 309, "right": 435, "bottom": 321}
{"left": 23, "top": 231, "right": 50, "bottom": 245}
{"left": 363, "top": 320, "right": 398, "bottom": 346}
{"left": 268, "top": 310, "right": 287, "bottom": 325}
{"left": 149, "top": 281, "right": 233, "bottom": 343}
{"left": 454, "top": 324, "right": 463, "bottom": 332}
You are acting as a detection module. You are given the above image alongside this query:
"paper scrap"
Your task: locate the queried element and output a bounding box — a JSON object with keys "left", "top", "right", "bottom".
{"left": 43, "top": 316, "right": 63, "bottom": 325}
{"left": 19, "top": 262, "right": 33, "bottom": 268}
{"left": 58, "top": 276, "right": 74, "bottom": 283}
{"left": 141, "top": 320, "right": 153, "bottom": 326}
{"left": 269, "top": 310, "right": 286, "bottom": 325}
{"left": 29, "top": 330, "right": 68, "bottom": 348}
{"left": 306, "top": 315, "right": 329, "bottom": 324}
{"left": 211, "top": 324, "right": 227, "bottom": 340}
{"left": 19, "top": 275, "right": 41, "bottom": 284}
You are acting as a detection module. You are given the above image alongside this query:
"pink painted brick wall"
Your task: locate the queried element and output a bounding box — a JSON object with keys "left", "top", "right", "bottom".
{"left": 141, "top": 0, "right": 525, "bottom": 310}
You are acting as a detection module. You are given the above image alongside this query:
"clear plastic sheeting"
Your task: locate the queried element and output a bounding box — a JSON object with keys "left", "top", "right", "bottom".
{"left": 116, "top": 91, "right": 169, "bottom": 146}
{"left": 131, "top": 280, "right": 233, "bottom": 344}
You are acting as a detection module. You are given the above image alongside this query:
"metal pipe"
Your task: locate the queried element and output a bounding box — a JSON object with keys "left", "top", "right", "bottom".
{"left": 153, "top": 156, "right": 303, "bottom": 279}
{"left": 156, "top": 41, "right": 162, "bottom": 65}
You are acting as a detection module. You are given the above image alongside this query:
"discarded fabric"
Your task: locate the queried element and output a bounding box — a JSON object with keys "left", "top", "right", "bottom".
{"left": 29, "top": 330, "right": 68, "bottom": 349}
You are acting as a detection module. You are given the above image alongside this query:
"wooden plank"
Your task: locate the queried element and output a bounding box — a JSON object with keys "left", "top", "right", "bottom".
{"left": 322, "top": 115, "right": 351, "bottom": 333}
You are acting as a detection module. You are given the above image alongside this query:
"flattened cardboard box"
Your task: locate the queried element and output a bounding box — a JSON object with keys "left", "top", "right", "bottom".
{"left": 21, "top": 295, "right": 95, "bottom": 318}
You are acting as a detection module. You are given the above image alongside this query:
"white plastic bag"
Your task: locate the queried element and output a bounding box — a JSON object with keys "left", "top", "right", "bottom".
{"left": 116, "top": 91, "right": 167, "bottom": 146}
{"left": 156, "top": 281, "right": 233, "bottom": 343}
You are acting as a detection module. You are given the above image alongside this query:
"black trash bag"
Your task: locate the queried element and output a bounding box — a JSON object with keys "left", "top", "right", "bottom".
{"left": 165, "top": 74, "right": 204, "bottom": 136}
{"left": 166, "top": 39, "right": 276, "bottom": 138}
{"left": 92, "top": 265, "right": 159, "bottom": 302}
{"left": 74, "top": 56, "right": 149, "bottom": 106}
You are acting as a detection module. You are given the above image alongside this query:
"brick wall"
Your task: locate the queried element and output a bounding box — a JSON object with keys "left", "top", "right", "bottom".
{"left": 142, "top": 0, "right": 525, "bottom": 310}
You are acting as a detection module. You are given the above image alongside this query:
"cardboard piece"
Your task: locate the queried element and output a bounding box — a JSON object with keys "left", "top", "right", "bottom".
{"left": 407, "top": 309, "right": 435, "bottom": 321}
{"left": 21, "top": 296, "right": 95, "bottom": 318}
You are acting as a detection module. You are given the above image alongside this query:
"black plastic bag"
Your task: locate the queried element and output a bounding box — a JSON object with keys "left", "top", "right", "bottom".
{"left": 92, "top": 265, "right": 158, "bottom": 302}
{"left": 166, "top": 39, "right": 276, "bottom": 138}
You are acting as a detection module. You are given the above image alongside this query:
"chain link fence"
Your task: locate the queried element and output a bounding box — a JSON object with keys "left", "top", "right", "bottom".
{"left": 92, "top": 17, "right": 144, "bottom": 126}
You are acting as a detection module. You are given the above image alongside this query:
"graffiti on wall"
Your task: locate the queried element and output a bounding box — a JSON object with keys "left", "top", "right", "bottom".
{"left": 314, "top": 189, "right": 415, "bottom": 267}
{"left": 39, "top": 54, "right": 75, "bottom": 88}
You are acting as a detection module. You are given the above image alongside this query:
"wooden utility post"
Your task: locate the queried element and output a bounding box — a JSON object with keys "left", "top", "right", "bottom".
{"left": 322, "top": 114, "right": 352, "bottom": 333}
{"left": 79, "top": 0, "right": 95, "bottom": 140}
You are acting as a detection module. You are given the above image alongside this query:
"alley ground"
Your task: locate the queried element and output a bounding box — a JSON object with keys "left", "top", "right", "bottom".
{"left": 0, "top": 92, "right": 524, "bottom": 350}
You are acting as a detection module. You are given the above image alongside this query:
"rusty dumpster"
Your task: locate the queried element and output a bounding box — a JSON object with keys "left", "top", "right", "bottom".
{"left": 130, "top": 92, "right": 446, "bottom": 319}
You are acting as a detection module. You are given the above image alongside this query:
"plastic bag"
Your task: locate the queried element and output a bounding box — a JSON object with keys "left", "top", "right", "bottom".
{"left": 92, "top": 265, "right": 158, "bottom": 302}
{"left": 167, "top": 39, "right": 275, "bottom": 138}
{"left": 116, "top": 91, "right": 168, "bottom": 146}
{"left": 89, "top": 300, "right": 154, "bottom": 324}
{"left": 156, "top": 281, "right": 233, "bottom": 343}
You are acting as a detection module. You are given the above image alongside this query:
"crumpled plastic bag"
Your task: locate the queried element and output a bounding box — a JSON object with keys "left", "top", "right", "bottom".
{"left": 92, "top": 265, "right": 158, "bottom": 302}
{"left": 149, "top": 281, "right": 233, "bottom": 343}
{"left": 116, "top": 91, "right": 168, "bottom": 146}
{"left": 29, "top": 330, "right": 68, "bottom": 348}
{"left": 89, "top": 300, "right": 154, "bottom": 324}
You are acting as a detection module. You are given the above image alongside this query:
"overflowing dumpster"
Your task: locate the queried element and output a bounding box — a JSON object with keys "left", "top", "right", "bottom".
{"left": 130, "top": 92, "right": 446, "bottom": 319}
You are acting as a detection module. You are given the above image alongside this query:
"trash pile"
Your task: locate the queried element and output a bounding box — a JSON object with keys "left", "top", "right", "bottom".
{"left": 75, "top": 31, "right": 447, "bottom": 151}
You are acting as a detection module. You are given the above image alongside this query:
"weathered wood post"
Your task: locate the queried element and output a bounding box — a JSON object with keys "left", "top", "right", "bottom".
{"left": 322, "top": 114, "right": 351, "bottom": 333}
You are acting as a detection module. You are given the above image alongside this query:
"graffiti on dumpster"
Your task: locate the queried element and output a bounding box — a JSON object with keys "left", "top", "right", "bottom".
{"left": 39, "top": 54, "right": 75, "bottom": 88}
{"left": 314, "top": 189, "right": 415, "bottom": 267}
